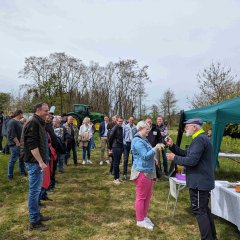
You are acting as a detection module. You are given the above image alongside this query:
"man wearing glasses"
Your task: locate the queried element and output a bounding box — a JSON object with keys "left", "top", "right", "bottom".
{"left": 165, "top": 119, "right": 216, "bottom": 240}
{"left": 108, "top": 116, "right": 124, "bottom": 185}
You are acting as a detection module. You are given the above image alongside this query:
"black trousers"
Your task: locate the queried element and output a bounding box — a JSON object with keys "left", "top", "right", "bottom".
{"left": 66, "top": 141, "right": 77, "bottom": 165}
{"left": 50, "top": 158, "right": 58, "bottom": 189}
{"left": 189, "top": 188, "right": 217, "bottom": 240}
{"left": 155, "top": 163, "right": 162, "bottom": 179}
{"left": 109, "top": 156, "right": 114, "bottom": 174}
{"left": 123, "top": 142, "right": 132, "bottom": 175}
{"left": 112, "top": 147, "right": 123, "bottom": 180}
{"left": 0, "top": 134, "right": 3, "bottom": 151}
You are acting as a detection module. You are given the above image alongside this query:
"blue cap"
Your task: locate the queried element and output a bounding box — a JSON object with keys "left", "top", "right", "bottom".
{"left": 184, "top": 118, "right": 203, "bottom": 126}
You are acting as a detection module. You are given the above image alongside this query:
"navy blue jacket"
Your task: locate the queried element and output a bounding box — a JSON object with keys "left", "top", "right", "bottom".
{"left": 170, "top": 132, "right": 215, "bottom": 191}
{"left": 99, "top": 121, "right": 108, "bottom": 137}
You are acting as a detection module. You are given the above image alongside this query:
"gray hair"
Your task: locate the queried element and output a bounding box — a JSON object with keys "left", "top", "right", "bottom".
{"left": 53, "top": 117, "right": 61, "bottom": 123}
{"left": 136, "top": 120, "right": 149, "bottom": 131}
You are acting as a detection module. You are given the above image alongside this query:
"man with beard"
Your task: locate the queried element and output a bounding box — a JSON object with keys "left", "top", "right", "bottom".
{"left": 166, "top": 119, "right": 216, "bottom": 240}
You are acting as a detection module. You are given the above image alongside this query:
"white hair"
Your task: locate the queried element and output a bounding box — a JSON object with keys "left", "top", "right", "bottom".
{"left": 83, "top": 117, "right": 90, "bottom": 124}
{"left": 194, "top": 124, "right": 202, "bottom": 131}
{"left": 136, "top": 120, "right": 149, "bottom": 131}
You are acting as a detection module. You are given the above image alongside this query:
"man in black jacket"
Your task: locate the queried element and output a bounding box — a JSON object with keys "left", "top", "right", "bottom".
{"left": 108, "top": 116, "right": 124, "bottom": 184}
{"left": 166, "top": 119, "right": 216, "bottom": 240}
{"left": 145, "top": 117, "right": 162, "bottom": 179}
{"left": 156, "top": 116, "right": 169, "bottom": 175}
{"left": 23, "top": 103, "right": 50, "bottom": 231}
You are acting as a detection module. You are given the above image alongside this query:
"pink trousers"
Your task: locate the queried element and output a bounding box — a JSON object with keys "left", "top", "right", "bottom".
{"left": 135, "top": 172, "right": 153, "bottom": 221}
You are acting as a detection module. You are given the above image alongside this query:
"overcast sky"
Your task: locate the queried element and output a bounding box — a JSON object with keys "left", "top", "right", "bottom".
{"left": 1, "top": 0, "right": 240, "bottom": 111}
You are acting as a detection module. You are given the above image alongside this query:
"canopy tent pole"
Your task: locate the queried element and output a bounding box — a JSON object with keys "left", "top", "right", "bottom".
{"left": 169, "top": 110, "right": 185, "bottom": 177}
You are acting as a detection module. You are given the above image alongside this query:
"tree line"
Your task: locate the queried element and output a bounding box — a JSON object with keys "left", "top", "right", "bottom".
{"left": 16, "top": 52, "right": 150, "bottom": 118}
{"left": 1, "top": 57, "right": 240, "bottom": 127}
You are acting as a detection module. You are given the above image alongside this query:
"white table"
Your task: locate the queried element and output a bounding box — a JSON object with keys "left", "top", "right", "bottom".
{"left": 211, "top": 180, "right": 240, "bottom": 231}
{"left": 166, "top": 177, "right": 186, "bottom": 216}
{"left": 218, "top": 152, "right": 240, "bottom": 158}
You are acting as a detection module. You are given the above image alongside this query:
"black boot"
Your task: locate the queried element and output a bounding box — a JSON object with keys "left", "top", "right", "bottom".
{"left": 40, "top": 214, "right": 51, "bottom": 222}
{"left": 29, "top": 221, "right": 48, "bottom": 231}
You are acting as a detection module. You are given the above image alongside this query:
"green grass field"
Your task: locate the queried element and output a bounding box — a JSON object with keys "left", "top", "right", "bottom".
{"left": 0, "top": 132, "right": 240, "bottom": 240}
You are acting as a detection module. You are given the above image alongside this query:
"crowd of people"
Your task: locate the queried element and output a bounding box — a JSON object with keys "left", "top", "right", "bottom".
{"left": 0, "top": 104, "right": 216, "bottom": 239}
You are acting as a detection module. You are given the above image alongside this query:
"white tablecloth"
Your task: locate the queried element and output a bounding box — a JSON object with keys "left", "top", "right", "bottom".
{"left": 218, "top": 152, "right": 240, "bottom": 158}
{"left": 169, "top": 177, "right": 186, "bottom": 199}
{"left": 211, "top": 180, "right": 240, "bottom": 231}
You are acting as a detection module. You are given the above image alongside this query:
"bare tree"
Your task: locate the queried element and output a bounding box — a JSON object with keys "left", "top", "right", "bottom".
{"left": 158, "top": 88, "right": 178, "bottom": 128}
{"left": 19, "top": 53, "right": 151, "bottom": 116}
{"left": 111, "top": 59, "right": 150, "bottom": 118}
{"left": 189, "top": 62, "right": 240, "bottom": 108}
{"left": 150, "top": 104, "right": 159, "bottom": 122}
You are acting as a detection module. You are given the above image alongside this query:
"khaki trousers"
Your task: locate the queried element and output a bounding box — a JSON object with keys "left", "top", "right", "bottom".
{"left": 100, "top": 137, "right": 108, "bottom": 161}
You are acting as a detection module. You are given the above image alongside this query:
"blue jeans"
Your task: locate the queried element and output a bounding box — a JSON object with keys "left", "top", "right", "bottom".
{"left": 58, "top": 153, "right": 66, "bottom": 172}
{"left": 8, "top": 146, "right": 25, "bottom": 178}
{"left": 25, "top": 163, "right": 43, "bottom": 223}
{"left": 82, "top": 142, "right": 91, "bottom": 160}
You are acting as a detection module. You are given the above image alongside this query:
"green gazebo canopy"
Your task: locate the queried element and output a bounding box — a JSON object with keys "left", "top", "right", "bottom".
{"left": 183, "top": 97, "right": 240, "bottom": 168}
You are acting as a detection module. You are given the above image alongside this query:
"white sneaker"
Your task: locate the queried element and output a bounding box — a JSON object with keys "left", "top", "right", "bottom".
{"left": 87, "top": 160, "right": 93, "bottom": 164}
{"left": 136, "top": 220, "right": 153, "bottom": 230}
{"left": 82, "top": 160, "right": 86, "bottom": 165}
{"left": 106, "top": 159, "right": 110, "bottom": 165}
{"left": 144, "top": 217, "right": 154, "bottom": 226}
{"left": 99, "top": 161, "right": 103, "bottom": 165}
{"left": 113, "top": 179, "right": 121, "bottom": 185}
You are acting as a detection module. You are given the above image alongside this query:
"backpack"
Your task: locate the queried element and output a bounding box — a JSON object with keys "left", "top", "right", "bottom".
{"left": 79, "top": 131, "right": 90, "bottom": 142}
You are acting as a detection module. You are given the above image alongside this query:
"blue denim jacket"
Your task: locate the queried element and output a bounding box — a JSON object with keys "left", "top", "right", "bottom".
{"left": 131, "top": 133, "right": 156, "bottom": 173}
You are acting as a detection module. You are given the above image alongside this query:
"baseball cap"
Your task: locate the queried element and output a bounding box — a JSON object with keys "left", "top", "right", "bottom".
{"left": 184, "top": 118, "right": 203, "bottom": 126}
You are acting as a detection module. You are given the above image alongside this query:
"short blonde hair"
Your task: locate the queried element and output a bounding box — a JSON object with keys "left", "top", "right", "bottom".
{"left": 136, "top": 120, "right": 149, "bottom": 131}
{"left": 83, "top": 117, "right": 90, "bottom": 125}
